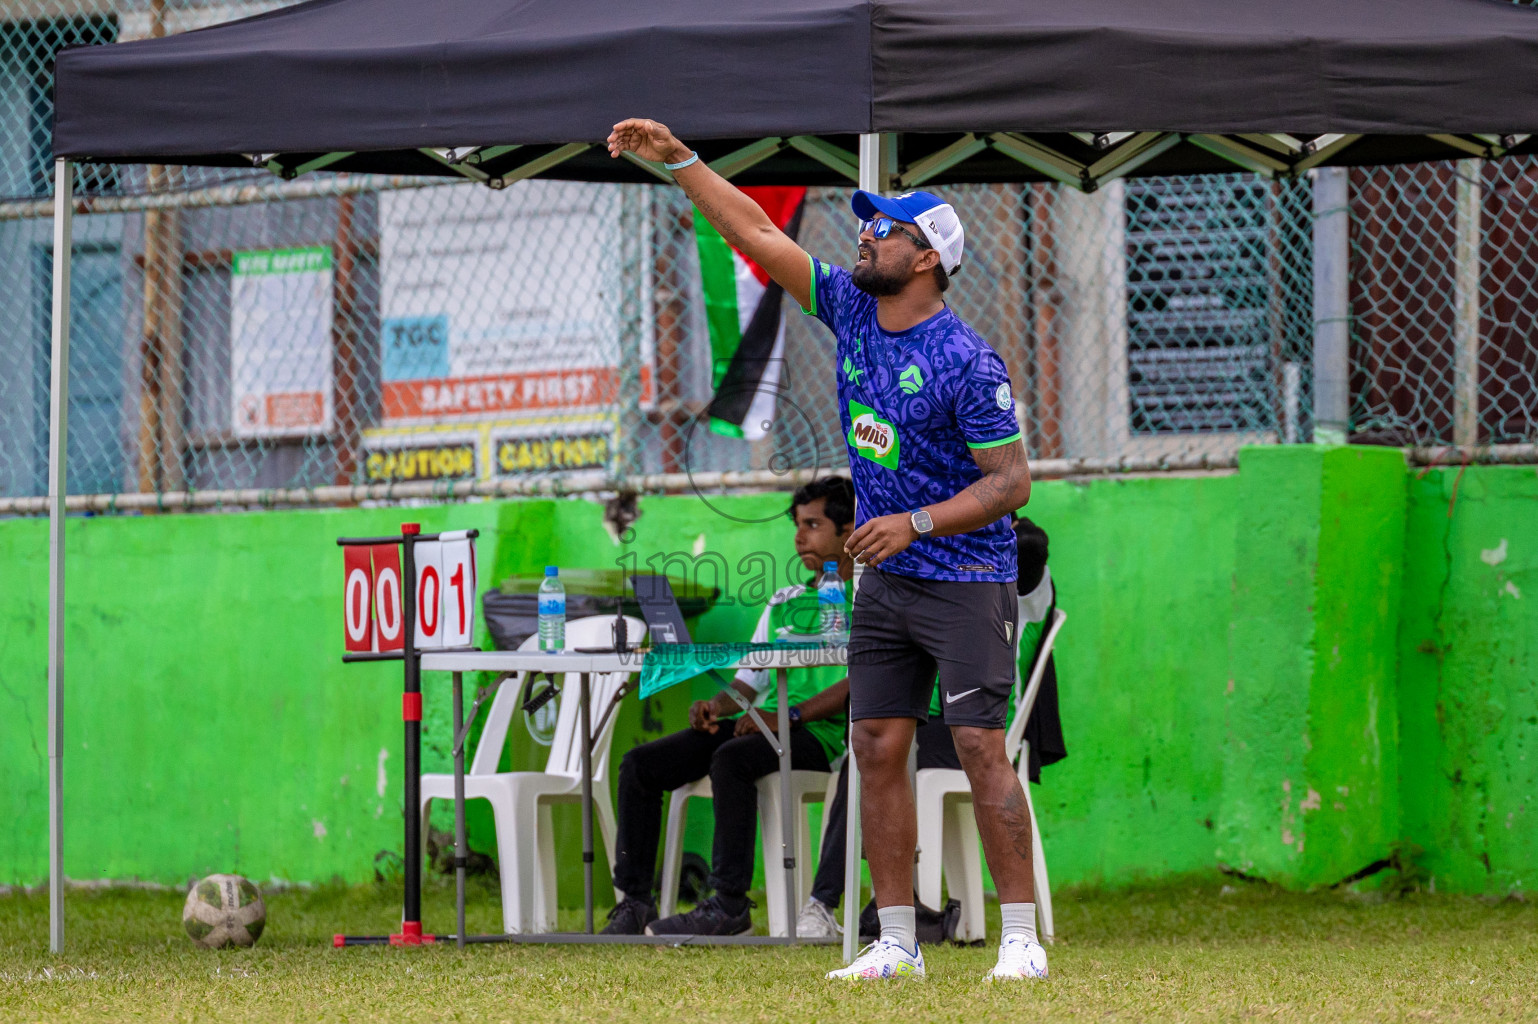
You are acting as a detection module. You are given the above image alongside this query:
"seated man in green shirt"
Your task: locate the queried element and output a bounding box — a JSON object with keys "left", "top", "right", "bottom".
{"left": 602, "top": 477, "right": 854, "bottom": 937}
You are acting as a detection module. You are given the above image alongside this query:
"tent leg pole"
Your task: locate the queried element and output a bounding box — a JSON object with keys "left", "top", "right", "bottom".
{"left": 48, "top": 158, "right": 74, "bottom": 956}
{"left": 858, "top": 134, "right": 894, "bottom": 194}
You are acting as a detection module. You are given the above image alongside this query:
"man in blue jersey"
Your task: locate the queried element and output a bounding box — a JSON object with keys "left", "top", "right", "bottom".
{"left": 609, "top": 119, "right": 1043, "bottom": 983}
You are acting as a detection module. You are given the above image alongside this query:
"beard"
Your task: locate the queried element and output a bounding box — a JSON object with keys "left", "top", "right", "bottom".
{"left": 851, "top": 255, "right": 908, "bottom": 297}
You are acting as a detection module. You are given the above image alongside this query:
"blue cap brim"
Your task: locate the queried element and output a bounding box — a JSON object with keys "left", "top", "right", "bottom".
{"left": 850, "top": 189, "right": 916, "bottom": 224}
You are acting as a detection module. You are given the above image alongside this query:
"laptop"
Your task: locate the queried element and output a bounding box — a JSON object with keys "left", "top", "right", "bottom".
{"left": 629, "top": 574, "right": 693, "bottom": 646}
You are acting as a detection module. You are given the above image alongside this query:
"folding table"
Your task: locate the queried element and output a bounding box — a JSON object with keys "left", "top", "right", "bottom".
{"left": 415, "top": 642, "right": 847, "bottom": 947}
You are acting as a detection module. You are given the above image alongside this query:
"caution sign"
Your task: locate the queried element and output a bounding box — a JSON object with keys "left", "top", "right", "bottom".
{"left": 364, "top": 439, "right": 478, "bottom": 483}
{"left": 494, "top": 431, "right": 610, "bottom": 476}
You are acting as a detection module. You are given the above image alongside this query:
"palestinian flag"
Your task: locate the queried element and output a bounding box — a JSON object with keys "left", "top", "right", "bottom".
{"left": 694, "top": 187, "right": 807, "bottom": 439}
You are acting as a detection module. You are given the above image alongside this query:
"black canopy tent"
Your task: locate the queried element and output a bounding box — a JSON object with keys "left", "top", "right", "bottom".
{"left": 42, "top": 0, "right": 1538, "bottom": 954}
{"left": 52, "top": 0, "right": 1538, "bottom": 189}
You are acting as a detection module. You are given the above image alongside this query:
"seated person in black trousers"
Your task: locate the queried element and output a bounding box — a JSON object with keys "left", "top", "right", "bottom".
{"left": 796, "top": 514, "right": 1067, "bottom": 939}
{"left": 602, "top": 477, "right": 855, "bottom": 937}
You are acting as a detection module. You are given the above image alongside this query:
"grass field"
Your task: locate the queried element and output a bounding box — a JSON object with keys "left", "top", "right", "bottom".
{"left": 1, "top": 877, "right": 1533, "bottom": 1022}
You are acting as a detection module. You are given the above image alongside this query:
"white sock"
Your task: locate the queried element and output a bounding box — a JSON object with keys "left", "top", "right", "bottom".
{"left": 1000, "top": 902, "right": 1038, "bottom": 944}
{"left": 877, "top": 905, "right": 918, "bottom": 953}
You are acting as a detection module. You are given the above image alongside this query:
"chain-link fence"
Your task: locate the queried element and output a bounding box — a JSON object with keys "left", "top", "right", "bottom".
{"left": 1, "top": 1, "right": 1535, "bottom": 511}
{"left": 1350, "top": 158, "right": 1538, "bottom": 449}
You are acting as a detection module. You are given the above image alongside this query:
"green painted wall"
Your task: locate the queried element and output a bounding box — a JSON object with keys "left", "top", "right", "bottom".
{"left": 1398, "top": 465, "right": 1537, "bottom": 895}
{"left": 1220, "top": 446, "right": 1405, "bottom": 887}
{"left": 1, "top": 449, "right": 1534, "bottom": 901}
{"left": 0, "top": 505, "right": 502, "bottom": 885}
{"left": 1023, "top": 472, "right": 1239, "bottom": 887}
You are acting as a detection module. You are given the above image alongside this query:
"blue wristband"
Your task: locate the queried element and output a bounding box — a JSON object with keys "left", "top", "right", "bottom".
{"left": 665, "top": 151, "right": 700, "bottom": 172}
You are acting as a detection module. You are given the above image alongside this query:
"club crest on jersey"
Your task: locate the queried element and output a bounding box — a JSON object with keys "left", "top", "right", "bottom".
{"left": 995, "top": 382, "right": 1013, "bottom": 410}
{"left": 847, "top": 400, "right": 900, "bottom": 470}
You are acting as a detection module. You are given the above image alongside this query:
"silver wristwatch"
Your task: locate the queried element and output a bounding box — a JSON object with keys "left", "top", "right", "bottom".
{"left": 910, "top": 509, "right": 933, "bottom": 537}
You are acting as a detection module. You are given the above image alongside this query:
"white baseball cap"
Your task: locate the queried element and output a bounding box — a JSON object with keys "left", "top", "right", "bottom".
{"left": 851, "top": 189, "right": 965, "bottom": 276}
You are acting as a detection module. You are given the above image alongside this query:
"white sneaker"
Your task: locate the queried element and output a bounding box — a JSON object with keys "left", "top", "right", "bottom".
{"left": 825, "top": 938, "right": 925, "bottom": 980}
{"left": 984, "top": 935, "right": 1049, "bottom": 981}
{"left": 796, "top": 897, "right": 842, "bottom": 940}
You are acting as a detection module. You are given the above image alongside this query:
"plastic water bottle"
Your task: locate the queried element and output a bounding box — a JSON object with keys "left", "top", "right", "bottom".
{"left": 538, "top": 566, "right": 566, "bottom": 651}
{"left": 818, "top": 560, "right": 848, "bottom": 643}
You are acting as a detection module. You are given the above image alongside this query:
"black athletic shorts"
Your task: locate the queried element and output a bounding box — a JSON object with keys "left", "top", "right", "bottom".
{"left": 847, "top": 568, "right": 1018, "bottom": 729}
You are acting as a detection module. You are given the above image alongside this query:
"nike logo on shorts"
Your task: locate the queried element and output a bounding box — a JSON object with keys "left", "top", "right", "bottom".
{"left": 945, "top": 687, "right": 981, "bottom": 704}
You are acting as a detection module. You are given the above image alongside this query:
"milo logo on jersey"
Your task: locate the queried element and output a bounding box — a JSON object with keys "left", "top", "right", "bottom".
{"left": 847, "top": 400, "right": 900, "bottom": 470}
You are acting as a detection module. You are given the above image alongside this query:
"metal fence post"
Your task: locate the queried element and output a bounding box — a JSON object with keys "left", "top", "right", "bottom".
{"left": 1311, "top": 167, "right": 1350, "bottom": 444}
{"left": 614, "top": 186, "right": 647, "bottom": 484}
{"left": 1453, "top": 159, "right": 1484, "bottom": 448}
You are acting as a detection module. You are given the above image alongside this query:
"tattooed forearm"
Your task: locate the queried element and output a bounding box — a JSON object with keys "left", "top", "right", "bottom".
{"left": 922, "top": 438, "right": 1031, "bottom": 537}
{"left": 671, "top": 159, "right": 772, "bottom": 247}
{"left": 671, "top": 161, "right": 811, "bottom": 309}
{"left": 607, "top": 119, "right": 810, "bottom": 307}
{"left": 961, "top": 438, "right": 1032, "bottom": 521}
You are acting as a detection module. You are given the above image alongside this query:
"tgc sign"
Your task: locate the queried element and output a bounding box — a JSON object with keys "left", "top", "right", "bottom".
{"left": 343, "top": 529, "right": 477, "bottom": 653}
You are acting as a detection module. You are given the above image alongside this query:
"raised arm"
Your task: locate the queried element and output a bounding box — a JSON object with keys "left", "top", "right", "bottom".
{"left": 608, "top": 118, "right": 812, "bottom": 310}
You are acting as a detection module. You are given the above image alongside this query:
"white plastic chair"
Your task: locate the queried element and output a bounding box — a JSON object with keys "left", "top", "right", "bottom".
{"left": 420, "top": 614, "right": 646, "bottom": 934}
{"left": 914, "top": 606, "right": 1066, "bottom": 943}
{"left": 657, "top": 757, "right": 842, "bottom": 936}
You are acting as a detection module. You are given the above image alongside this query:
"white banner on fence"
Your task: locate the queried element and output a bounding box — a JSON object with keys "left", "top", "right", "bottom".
{"left": 230, "top": 247, "right": 334, "bottom": 438}
{"left": 379, "top": 182, "right": 653, "bottom": 426}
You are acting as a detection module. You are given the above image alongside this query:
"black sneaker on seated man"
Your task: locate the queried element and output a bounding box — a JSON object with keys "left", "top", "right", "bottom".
{"left": 645, "top": 895, "right": 753, "bottom": 937}
{"left": 601, "top": 895, "right": 658, "bottom": 935}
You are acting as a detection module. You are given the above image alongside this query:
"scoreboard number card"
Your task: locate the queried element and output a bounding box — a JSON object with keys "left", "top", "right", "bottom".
{"left": 372, "top": 544, "right": 405, "bottom": 652}
{"left": 413, "top": 541, "right": 445, "bottom": 649}
{"left": 343, "top": 546, "right": 375, "bottom": 652}
{"left": 439, "top": 532, "right": 477, "bottom": 647}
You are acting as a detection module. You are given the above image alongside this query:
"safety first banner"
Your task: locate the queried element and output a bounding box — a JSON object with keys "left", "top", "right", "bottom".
{"left": 378, "top": 182, "right": 654, "bottom": 426}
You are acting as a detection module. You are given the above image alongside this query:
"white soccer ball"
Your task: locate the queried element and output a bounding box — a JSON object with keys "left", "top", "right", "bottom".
{"left": 182, "top": 874, "right": 266, "bottom": 949}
